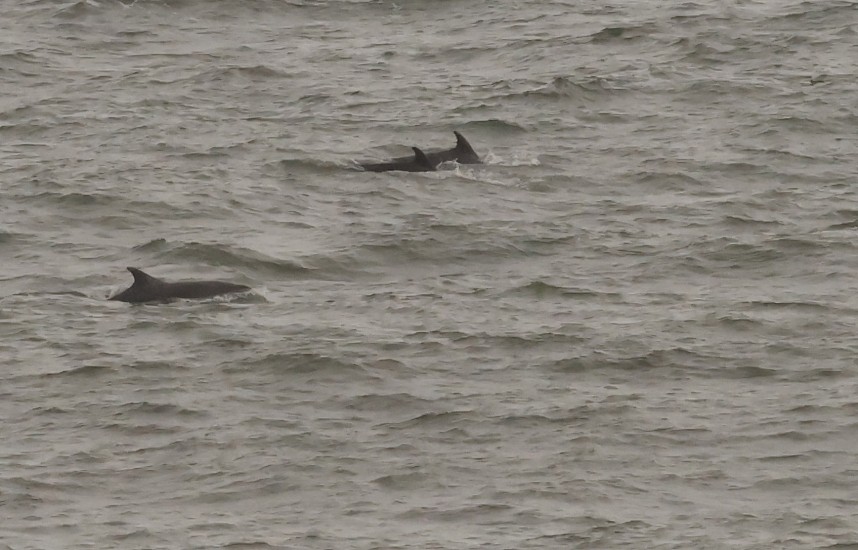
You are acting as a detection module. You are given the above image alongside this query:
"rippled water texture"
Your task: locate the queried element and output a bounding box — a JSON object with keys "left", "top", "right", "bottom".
{"left": 2, "top": 0, "right": 858, "bottom": 548}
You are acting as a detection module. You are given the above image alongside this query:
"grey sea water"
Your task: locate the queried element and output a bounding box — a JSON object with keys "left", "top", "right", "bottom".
{"left": 2, "top": 0, "right": 857, "bottom": 548}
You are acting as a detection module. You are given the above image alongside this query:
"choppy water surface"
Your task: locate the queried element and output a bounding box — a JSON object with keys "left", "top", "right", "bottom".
{"left": 2, "top": 0, "right": 857, "bottom": 548}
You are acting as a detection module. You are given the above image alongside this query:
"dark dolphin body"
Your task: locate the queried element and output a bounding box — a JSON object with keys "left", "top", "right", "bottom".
{"left": 110, "top": 267, "right": 250, "bottom": 303}
{"left": 360, "top": 147, "right": 436, "bottom": 173}
{"left": 396, "top": 131, "right": 482, "bottom": 167}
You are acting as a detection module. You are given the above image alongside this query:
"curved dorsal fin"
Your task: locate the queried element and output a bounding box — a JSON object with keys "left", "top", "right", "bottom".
{"left": 412, "top": 147, "right": 435, "bottom": 171}
{"left": 453, "top": 131, "right": 477, "bottom": 155}
{"left": 127, "top": 267, "right": 159, "bottom": 287}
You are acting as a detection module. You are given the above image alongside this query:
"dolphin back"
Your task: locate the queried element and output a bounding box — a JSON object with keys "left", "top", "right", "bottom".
{"left": 166, "top": 281, "right": 251, "bottom": 300}
{"left": 110, "top": 267, "right": 250, "bottom": 303}
{"left": 360, "top": 146, "right": 437, "bottom": 172}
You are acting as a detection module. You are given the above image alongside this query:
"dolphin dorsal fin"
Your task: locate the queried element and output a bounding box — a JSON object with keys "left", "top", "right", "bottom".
{"left": 127, "top": 267, "right": 159, "bottom": 287}
{"left": 412, "top": 147, "right": 435, "bottom": 171}
{"left": 453, "top": 131, "right": 477, "bottom": 156}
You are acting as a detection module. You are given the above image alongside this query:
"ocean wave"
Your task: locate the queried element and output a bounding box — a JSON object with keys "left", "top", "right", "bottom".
{"left": 379, "top": 410, "right": 476, "bottom": 430}
{"left": 504, "top": 280, "right": 616, "bottom": 300}
{"left": 740, "top": 300, "right": 832, "bottom": 313}
{"left": 372, "top": 471, "right": 436, "bottom": 489}
{"left": 277, "top": 157, "right": 345, "bottom": 172}
{"left": 631, "top": 170, "right": 704, "bottom": 189}
{"left": 43, "top": 364, "right": 114, "bottom": 378}
{"left": 586, "top": 24, "right": 659, "bottom": 44}
{"left": 177, "top": 64, "right": 290, "bottom": 88}
{"left": 51, "top": 0, "right": 98, "bottom": 19}
{"left": 343, "top": 392, "right": 432, "bottom": 412}
{"left": 826, "top": 219, "right": 858, "bottom": 230}
{"left": 0, "top": 51, "right": 46, "bottom": 80}
{"left": 19, "top": 192, "right": 212, "bottom": 227}
{"left": 469, "top": 76, "right": 628, "bottom": 106}
{"left": 545, "top": 347, "right": 724, "bottom": 374}
{"left": 39, "top": 0, "right": 326, "bottom": 17}
{"left": 112, "top": 401, "right": 209, "bottom": 417}
{"left": 721, "top": 215, "right": 785, "bottom": 228}
{"left": 227, "top": 351, "right": 375, "bottom": 379}
{"left": 134, "top": 239, "right": 312, "bottom": 278}
{"left": 316, "top": 235, "right": 521, "bottom": 271}
{"left": 694, "top": 238, "right": 784, "bottom": 266}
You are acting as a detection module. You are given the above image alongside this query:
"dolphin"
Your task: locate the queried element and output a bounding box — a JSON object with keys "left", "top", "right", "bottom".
{"left": 109, "top": 267, "right": 250, "bottom": 303}
{"left": 408, "top": 131, "right": 482, "bottom": 167}
{"left": 360, "top": 146, "right": 436, "bottom": 173}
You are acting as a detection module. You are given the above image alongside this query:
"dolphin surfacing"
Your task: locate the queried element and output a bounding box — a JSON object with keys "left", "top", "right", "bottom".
{"left": 385, "top": 131, "right": 482, "bottom": 169}
{"left": 110, "top": 267, "right": 250, "bottom": 303}
{"left": 360, "top": 146, "right": 436, "bottom": 173}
